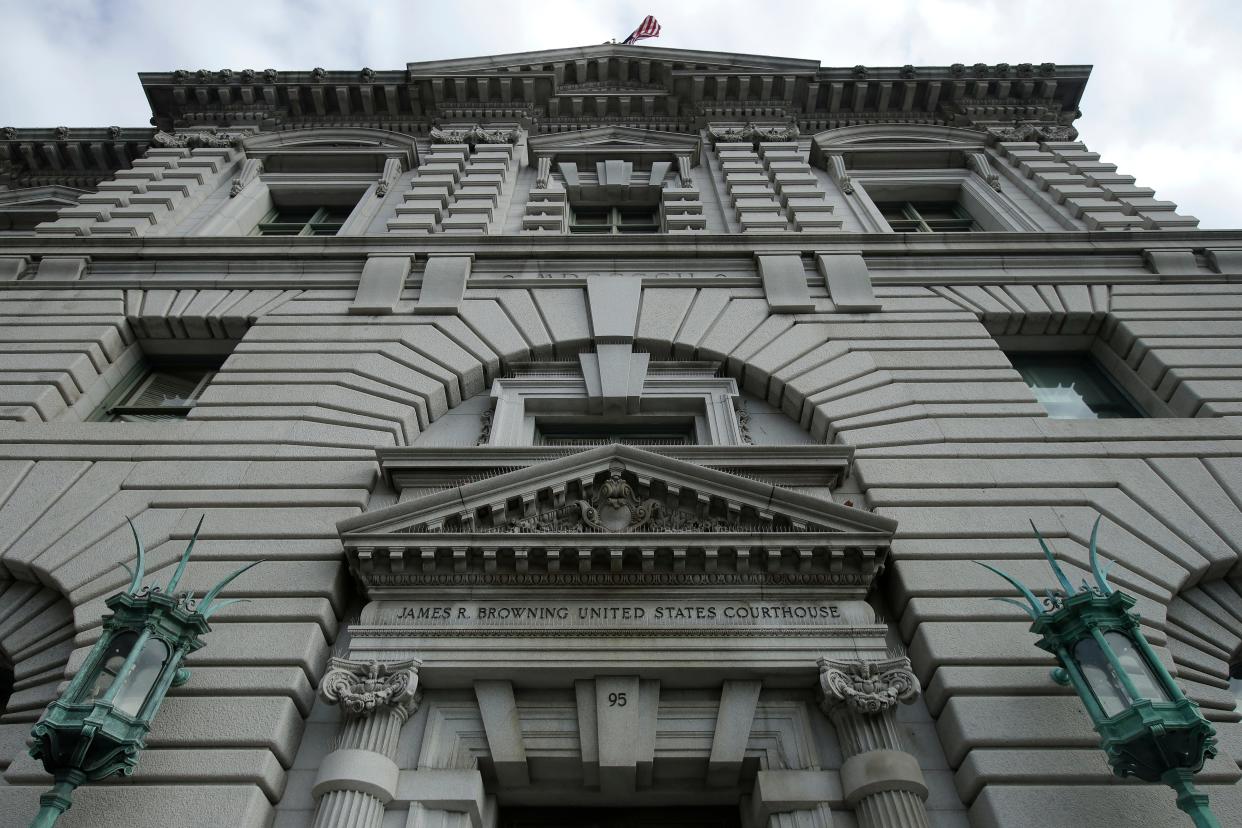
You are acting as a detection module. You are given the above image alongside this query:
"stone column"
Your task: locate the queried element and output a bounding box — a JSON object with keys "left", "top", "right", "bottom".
{"left": 818, "top": 656, "right": 930, "bottom": 828}
{"left": 312, "top": 658, "right": 422, "bottom": 828}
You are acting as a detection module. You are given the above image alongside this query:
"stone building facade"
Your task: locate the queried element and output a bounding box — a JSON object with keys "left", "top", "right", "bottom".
{"left": 0, "top": 45, "right": 1240, "bottom": 828}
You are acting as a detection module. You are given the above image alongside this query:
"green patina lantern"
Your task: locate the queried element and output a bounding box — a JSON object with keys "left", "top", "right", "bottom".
{"left": 982, "top": 518, "right": 1220, "bottom": 828}
{"left": 28, "top": 518, "right": 259, "bottom": 828}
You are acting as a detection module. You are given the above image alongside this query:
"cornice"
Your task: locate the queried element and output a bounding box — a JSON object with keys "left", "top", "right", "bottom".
{"left": 133, "top": 55, "right": 1088, "bottom": 133}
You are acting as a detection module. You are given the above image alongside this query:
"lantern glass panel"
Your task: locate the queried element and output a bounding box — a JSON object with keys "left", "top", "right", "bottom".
{"left": 112, "top": 638, "right": 170, "bottom": 717}
{"left": 88, "top": 631, "right": 138, "bottom": 700}
{"left": 1104, "top": 630, "right": 1172, "bottom": 704}
{"left": 1074, "top": 636, "right": 1130, "bottom": 717}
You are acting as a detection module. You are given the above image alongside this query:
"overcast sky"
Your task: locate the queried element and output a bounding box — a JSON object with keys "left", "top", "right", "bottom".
{"left": 2, "top": 0, "right": 1239, "bottom": 228}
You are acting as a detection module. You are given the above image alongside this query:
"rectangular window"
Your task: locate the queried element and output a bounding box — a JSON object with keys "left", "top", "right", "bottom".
{"left": 569, "top": 206, "right": 660, "bottom": 234}
{"left": 1009, "top": 353, "right": 1143, "bottom": 419}
{"left": 534, "top": 419, "right": 696, "bottom": 446}
{"left": 254, "top": 206, "right": 352, "bottom": 236}
{"left": 95, "top": 365, "right": 216, "bottom": 422}
{"left": 876, "top": 200, "right": 979, "bottom": 233}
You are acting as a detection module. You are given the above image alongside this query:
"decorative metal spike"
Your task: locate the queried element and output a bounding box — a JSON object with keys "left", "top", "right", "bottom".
{"left": 199, "top": 597, "right": 249, "bottom": 619}
{"left": 1087, "top": 515, "right": 1113, "bottom": 594}
{"left": 198, "top": 560, "right": 264, "bottom": 614}
{"left": 989, "top": 595, "right": 1041, "bottom": 620}
{"left": 1031, "top": 519, "right": 1074, "bottom": 595}
{"left": 124, "top": 517, "right": 146, "bottom": 595}
{"left": 165, "top": 514, "right": 204, "bottom": 594}
{"left": 976, "top": 561, "right": 1043, "bottom": 616}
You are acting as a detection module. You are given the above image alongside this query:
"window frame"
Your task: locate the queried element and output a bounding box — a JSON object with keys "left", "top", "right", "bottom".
{"left": 876, "top": 200, "right": 981, "bottom": 233}
{"left": 849, "top": 169, "right": 1043, "bottom": 233}
{"left": 253, "top": 205, "right": 352, "bottom": 237}
{"left": 568, "top": 205, "right": 661, "bottom": 235}
{"left": 91, "top": 363, "right": 218, "bottom": 422}
{"left": 1007, "top": 351, "right": 1145, "bottom": 420}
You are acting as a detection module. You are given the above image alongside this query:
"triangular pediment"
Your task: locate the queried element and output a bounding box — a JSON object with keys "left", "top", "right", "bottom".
{"left": 339, "top": 444, "right": 892, "bottom": 539}
{"left": 407, "top": 45, "right": 821, "bottom": 76}
{"left": 528, "top": 127, "right": 700, "bottom": 156}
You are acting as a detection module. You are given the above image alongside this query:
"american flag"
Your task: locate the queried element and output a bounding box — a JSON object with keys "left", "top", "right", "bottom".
{"left": 622, "top": 15, "right": 661, "bottom": 45}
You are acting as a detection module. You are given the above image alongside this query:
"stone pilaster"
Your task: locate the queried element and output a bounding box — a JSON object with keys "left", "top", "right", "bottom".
{"left": 818, "top": 656, "right": 930, "bottom": 828}
{"left": 312, "top": 658, "right": 422, "bottom": 828}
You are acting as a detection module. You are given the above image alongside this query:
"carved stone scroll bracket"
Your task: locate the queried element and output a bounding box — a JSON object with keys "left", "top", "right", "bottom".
{"left": 816, "top": 657, "right": 930, "bottom": 828}
{"left": 535, "top": 155, "right": 552, "bottom": 189}
{"left": 676, "top": 153, "right": 693, "bottom": 187}
{"left": 376, "top": 157, "right": 402, "bottom": 197}
{"left": 825, "top": 152, "right": 853, "bottom": 195}
{"left": 229, "top": 157, "right": 263, "bottom": 197}
{"left": 966, "top": 151, "right": 1001, "bottom": 192}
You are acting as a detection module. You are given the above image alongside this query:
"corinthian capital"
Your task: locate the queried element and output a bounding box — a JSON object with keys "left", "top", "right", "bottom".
{"left": 319, "top": 657, "right": 421, "bottom": 719}
{"left": 818, "top": 656, "right": 920, "bottom": 716}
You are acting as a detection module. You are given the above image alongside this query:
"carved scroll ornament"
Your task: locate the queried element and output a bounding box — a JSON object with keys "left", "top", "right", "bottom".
{"left": 818, "top": 656, "right": 920, "bottom": 716}
{"left": 708, "top": 121, "right": 800, "bottom": 145}
{"left": 430, "top": 123, "right": 519, "bottom": 147}
{"left": 319, "top": 657, "right": 421, "bottom": 718}
{"left": 987, "top": 122, "right": 1078, "bottom": 143}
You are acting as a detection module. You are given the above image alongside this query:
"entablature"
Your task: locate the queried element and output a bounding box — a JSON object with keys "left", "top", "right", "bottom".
{"left": 135, "top": 48, "right": 1088, "bottom": 136}
{"left": 5, "top": 231, "right": 1242, "bottom": 290}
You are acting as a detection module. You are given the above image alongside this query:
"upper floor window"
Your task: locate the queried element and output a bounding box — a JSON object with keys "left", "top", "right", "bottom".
{"left": 569, "top": 206, "right": 660, "bottom": 234}
{"left": 877, "top": 200, "right": 980, "bottom": 233}
{"left": 534, "top": 418, "right": 696, "bottom": 446}
{"left": 254, "top": 205, "right": 352, "bottom": 236}
{"left": 93, "top": 364, "right": 217, "bottom": 422}
{"left": 1009, "top": 353, "right": 1143, "bottom": 419}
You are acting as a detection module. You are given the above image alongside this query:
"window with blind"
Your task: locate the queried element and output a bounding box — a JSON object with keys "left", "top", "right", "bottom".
{"left": 94, "top": 365, "right": 217, "bottom": 422}
{"left": 1009, "top": 352, "right": 1143, "bottom": 419}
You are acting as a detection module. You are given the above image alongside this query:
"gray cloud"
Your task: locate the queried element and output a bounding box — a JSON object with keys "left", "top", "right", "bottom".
{"left": 2, "top": 0, "right": 1237, "bottom": 227}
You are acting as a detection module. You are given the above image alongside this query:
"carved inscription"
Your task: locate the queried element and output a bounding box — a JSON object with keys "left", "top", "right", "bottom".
{"left": 368, "top": 599, "right": 872, "bottom": 629}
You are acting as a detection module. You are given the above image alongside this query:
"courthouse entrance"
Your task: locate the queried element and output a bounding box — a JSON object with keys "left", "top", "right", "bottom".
{"left": 315, "top": 444, "right": 917, "bottom": 827}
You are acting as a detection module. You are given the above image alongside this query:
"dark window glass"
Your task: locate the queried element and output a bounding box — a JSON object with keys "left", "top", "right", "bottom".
{"left": 0, "top": 662, "right": 12, "bottom": 712}
{"left": 570, "top": 206, "right": 659, "bottom": 234}
{"left": 535, "top": 420, "right": 695, "bottom": 446}
{"left": 256, "top": 206, "right": 351, "bottom": 236}
{"left": 1009, "top": 353, "right": 1143, "bottom": 419}
{"left": 1231, "top": 661, "right": 1242, "bottom": 708}
{"left": 876, "top": 200, "right": 979, "bottom": 232}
